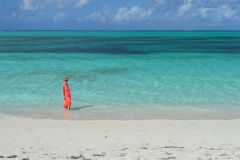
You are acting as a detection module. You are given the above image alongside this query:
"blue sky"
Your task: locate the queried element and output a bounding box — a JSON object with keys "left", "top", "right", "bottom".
{"left": 0, "top": 0, "right": 240, "bottom": 30}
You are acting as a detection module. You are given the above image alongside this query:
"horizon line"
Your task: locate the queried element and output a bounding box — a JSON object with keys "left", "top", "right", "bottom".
{"left": 1, "top": 29, "right": 240, "bottom": 32}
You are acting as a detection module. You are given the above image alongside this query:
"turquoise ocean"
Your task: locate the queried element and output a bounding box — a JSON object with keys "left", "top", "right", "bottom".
{"left": 0, "top": 31, "right": 240, "bottom": 119}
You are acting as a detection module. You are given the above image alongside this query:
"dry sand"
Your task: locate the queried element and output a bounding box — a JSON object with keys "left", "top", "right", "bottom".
{"left": 0, "top": 116, "right": 240, "bottom": 160}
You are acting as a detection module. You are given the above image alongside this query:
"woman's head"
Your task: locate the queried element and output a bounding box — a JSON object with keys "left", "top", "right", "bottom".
{"left": 64, "top": 77, "right": 68, "bottom": 82}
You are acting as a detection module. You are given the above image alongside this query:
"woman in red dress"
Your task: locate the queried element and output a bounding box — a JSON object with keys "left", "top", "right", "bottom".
{"left": 63, "top": 77, "right": 72, "bottom": 110}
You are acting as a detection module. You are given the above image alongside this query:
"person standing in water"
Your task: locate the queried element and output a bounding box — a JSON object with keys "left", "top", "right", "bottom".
{"left": 63, "top": 77, "right": 71, "bottom": 110}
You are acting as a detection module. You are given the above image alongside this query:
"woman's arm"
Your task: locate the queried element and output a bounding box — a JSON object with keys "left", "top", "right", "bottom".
{"left": 62, "top": 85, "right": 65, "bottom": 98}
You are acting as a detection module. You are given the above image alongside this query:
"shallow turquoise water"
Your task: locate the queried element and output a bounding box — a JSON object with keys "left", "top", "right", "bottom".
{"left": 0, "top": 31, "right": 240, "bottom": 119}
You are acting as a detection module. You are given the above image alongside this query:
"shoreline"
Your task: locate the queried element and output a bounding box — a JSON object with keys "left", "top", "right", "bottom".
{"left": 1, "top": 105, "right": 240, "bottom": 120}
{"left": 1, "top": 117, "right": 240, "bottom": 159}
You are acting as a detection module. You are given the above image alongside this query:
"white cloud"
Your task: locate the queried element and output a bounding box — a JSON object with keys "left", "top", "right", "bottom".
{"left": 218, "top": 4, "right": 236, "bottom": 19}
{"left": 178, "top": 0, "right": 193, "bottom": 16}
{"left": 114, "top": 6, "right": 152, "bottom": 22}
{"left": 85, "top": 5, "right": 112, "bottom": 22}
{"left": 198, "top": 7, "right": 209, "bottom": 18}
{"left": 177, "top": 0, "right": 238, "bottom": 20}
{"left": 87, "top": 12, "right": 106, "bottom": 22}
{"left": 20, "top": 0, "right": 75, "bottom": 11}
{"left": 154, "top": 0, "right": 165, "bottom": 5}
{"left": 45, "top": 0, "right": 68, "bottom": 3}
{"left": 54, "top": 12, "right": 66, "bottom": 21}
{"left": 197, "top": 4, "right": 236, "bottom": 20}
{"left": 20, "top": 0, "right": 38, "bottom": 10}
{"left": 44, "top": 0, "right": 69, "bottom": 8}
{"left": 75, "top": 0, "right": 91, "bottom": 8}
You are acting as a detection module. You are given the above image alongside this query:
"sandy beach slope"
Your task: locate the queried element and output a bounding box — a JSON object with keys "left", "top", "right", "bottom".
{"left": 0, "top": 117, "right": 240, "bottom": 160}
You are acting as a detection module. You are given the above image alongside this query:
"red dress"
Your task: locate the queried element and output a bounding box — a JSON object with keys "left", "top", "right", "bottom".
{"left": 63, "top": 83, "right": 71, "bottom": 109}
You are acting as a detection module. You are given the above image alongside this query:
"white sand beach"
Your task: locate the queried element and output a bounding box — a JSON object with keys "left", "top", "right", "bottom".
{"left": 1, "top": 116, "right": 240, "bottom": 160}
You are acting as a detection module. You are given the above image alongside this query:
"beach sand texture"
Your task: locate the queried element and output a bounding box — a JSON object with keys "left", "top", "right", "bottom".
{"left": 0, "top": 117, "right": 240, "bottom": 160}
